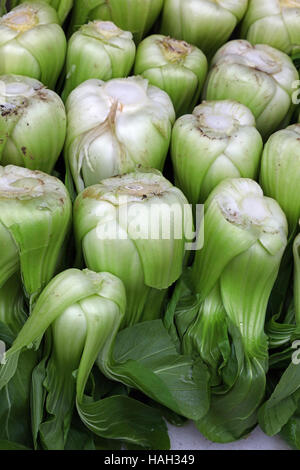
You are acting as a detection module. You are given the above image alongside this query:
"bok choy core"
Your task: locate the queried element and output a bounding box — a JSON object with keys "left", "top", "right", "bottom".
{"left": 61, "top": 21, "right": 136, "bottom": 102}
{"left": 160, "top": 0, "right": 248, "bottom": 58}
{"left": 0, "top": 74, "right": 66, "bottom": 172}
{"left": 172, "top": 178, "right": 288, "bottom": 442}
{"left": 203, "top": 40, "right": 298, "bottom": 139}
{"left": 64, "top": 77, "right": 175, "bottom": 194}
{"left": 74, "top": 169, "right": 193, "bottom": 328}
{"left": 18, "top": 0, "right": 74, "bottom": 24}
{"left": 134, "top": 34, "right": 207, "bottom": 116}
{"left": 260, "top": 124, "right": 300, "bottom": 236}
{"left": 0, "top": 2, "right": 66, "bottom": 89}
{"left": 0, "top": 268, "right": 126, "bottom": 449}
{"left": 68, "top": 0, "right": 164, "bottom": 43}
{"left": 171, "top": 100, "right": 263, "bottom": 205}
{"left": 0, "top": 165, "right": 72, "bottom": 299}
{"left": 241, "top": 0, "right": 300, "bottom": 55}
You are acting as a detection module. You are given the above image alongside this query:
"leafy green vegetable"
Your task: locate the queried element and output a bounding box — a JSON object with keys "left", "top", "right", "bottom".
{"left": 0, "top": 2, "right": 66, "bottom": 89}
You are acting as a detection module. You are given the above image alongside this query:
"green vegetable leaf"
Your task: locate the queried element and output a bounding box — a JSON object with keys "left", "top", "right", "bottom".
{"left": 77, "top": 394, "right": 170, "bottom": 450}
{"left": 258, "top": 362, "right": 300, "bottom": 436}
{"left": 104, "top": 319, "right": 210, "bottom": 421}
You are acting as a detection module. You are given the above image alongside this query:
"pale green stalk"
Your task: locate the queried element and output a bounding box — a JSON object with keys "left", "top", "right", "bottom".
{"left": 171, "top": 100, "right": 263, "bottom": 204}
{"left": 74, "top": 169, "right": 193, "bottom": 327}
{"left": 62, "top": 21, "right": 136, "bottom": 102}
{"left": 0, "top": 2, "right": 66, "bottom": 89}
{"left": 134, "top": 34, "right": 207, "bottom": 116}
{"left": 160, "top": 0, "right": 248, "bottom": 58}
{"left": 241, "top": 0, "right": 300, "bottom": 55}
{"left": 0, "top": 74, "right": 66, "bottom": 172}
{"left": 64, "top": 76, "right": 175, "bottom": 193}
{"left": 68, "top": 0, "right": 164, "bottom": 43}
{"left": 0, "top": 165, "right": 72, "bottom": 299}
{"left": 260, "top": 124, "right": 300, "bottom": 236}
{"left": 203, "top": 40, "right": 298, "bottom": 139}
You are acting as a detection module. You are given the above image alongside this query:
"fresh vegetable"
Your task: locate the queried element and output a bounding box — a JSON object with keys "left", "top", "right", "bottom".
{"left": 64, "top": 77, "right": 175, "bottom": 194}
{"left": 160, "top": 0, "right": 248, "bottom": 58}
{"left": 134, "top": 34, "right": 207, "bottom": 116}
{"left": 0, "top": 74, "right": 66, "bottom": 172}
{"left": 0, "top": 2, "right": 66, "bottom": 89}
{"left": 0, "top": 268, "right": 128, "bottom": 449}
{"left": 0, "top": 165, "right": 72, "bottom": 301}
{"left": 167, "top": 178, "right": 288, "bottom": 442}
{"left": 68, "top": 0, "right": 164, "bottom": 43}
{"left": 260, "top": 124, "right": 300, "bottom": 236}
{"left": 0, "top": 267, "right": 209, "bottom": 449}
{"left": 171, "top": 100, "right": 263, "bottom": 204}
{"left": 61, "top": 21, "right": 136, "bottom": 102}
{"left": 241, "top": 0, "right": 300, "bottom": 55}
{"left": 74, "top": 169, "right": 193, "bottom": 328}
{"left": 203, "top": 40, "right": 298, "bottom": 139}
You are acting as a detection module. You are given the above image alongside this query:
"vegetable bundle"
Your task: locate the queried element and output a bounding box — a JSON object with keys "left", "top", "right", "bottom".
{"left": 0, "top": 0, "right": 300, "bottom": 452}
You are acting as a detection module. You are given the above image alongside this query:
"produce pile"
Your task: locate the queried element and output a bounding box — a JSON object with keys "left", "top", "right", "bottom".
{"left": 0, "top": 0, "right": 299, "bottom": 451}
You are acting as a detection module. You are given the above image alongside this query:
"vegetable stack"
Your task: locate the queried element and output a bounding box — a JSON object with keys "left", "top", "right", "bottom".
{"left": 0, "top": 0, "right": 299, "bottom": 452}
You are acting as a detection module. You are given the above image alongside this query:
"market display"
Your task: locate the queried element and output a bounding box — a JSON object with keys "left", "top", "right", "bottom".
{"left": 0, "top": 0, "right": 299, "bottom": 451}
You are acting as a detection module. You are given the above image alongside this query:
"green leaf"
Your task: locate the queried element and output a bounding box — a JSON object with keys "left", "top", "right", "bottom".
{"left": 258, "top": 362, "right": 300, "bottom": 436}
{"left": 280, "top": 408, "right": 300, "bottom": 450}
{"left": 107, "top": 319, "right": 210, "bottom": 421}
{"left": 195, "top": 321, "right": 266, "bottom": 443}
{"left": 0, "top": 440, "right": 30, "bottom": 450}
{"left": 0, "top": 349, "right": 37, "bottom": 448}
{"left": 77, "top": 394, "right": 170, "bottom": 450}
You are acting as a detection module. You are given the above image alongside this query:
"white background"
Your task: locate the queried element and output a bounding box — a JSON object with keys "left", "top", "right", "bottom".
{"left": 168, "top": 421, "right": 291, "bottom": 450}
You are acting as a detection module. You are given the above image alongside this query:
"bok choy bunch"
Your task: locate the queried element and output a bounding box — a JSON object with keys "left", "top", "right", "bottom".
{"left": 0, "top": 75, "right": 66, "bottom": 172}
{"left": 0, "top": 165, "right": 71, "bottom": 301}
{"left": 74, "top": 169, "right": 194, "bottom": 328}
{"left": 61, "top": 21, "right": 136, "bottom": 102}
{"left": 64, "top": 77, "right": 175, "bottom": 194}
{"left": 168, "top": 178, "right": 288, "bottom": 442}
{"left": 241, "top": 0, "right": 300, "bottom": 55}
{"left": 260, "top": 124, "right": 300, "bottom": 237}
{"left": 68, "top": 0, "right": 164, "bottom": 43}
{"left": 134, "top": 34, "right": 207, "bottom": 116}
{"left": 203, "top": 40, "right": 298, "bottom": 139}
{"left": 160, "top": 0, "right": 248, "bottom": 58}
{"left": 171, "top": 100, "right": 263, "bottom": 205}
{"left": 0, "top": 2, "right": 66, "bottom": 89}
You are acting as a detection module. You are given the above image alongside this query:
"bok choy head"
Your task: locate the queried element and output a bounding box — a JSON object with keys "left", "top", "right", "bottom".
{"left": 203, "top": 40, "right": 298, "bottom": 139}
{"left": 0, "top": 165, "right": 72, "bottom": 300}
{"left": 74, "top": 169, "right": 193, "bottom": 328}
{"left": 64, "top": 77, "right": 175, "bottom": 194}
{"left": 170, "top": 178, "right": 288, "bottom": 442}
{"left": 160, "top": 0, "right": 248, "bottom": 58}
{"left": 134, "top": 34, "right": 207, "bottom": 116}
{"left": 61, "top": 21, "right": 136, "bottom": 102}
{"left": 260, "top": 124, "right": 300, "bottom": 237}
{"left": 241, "top": 0, "right": 300, "bottom": 55}
{"left": 0, "top": 74, "right": 66, "bottom": 173}
{"left": 68, "top": 0, "right": 164, "bottom": 43}
{"left": 171, "top": 100, "right": 263, "bottom": 205}
{"left": 0, "top": 2, "right": 66, "bottom": 89}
